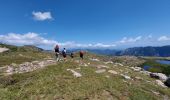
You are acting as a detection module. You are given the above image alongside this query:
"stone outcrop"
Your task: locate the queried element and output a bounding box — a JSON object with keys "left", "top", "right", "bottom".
{"left": 4, "top": 59, "right": 57, "bottom": 75}
{"left": 0, "top": 47, "right": 9, "bottom": 53}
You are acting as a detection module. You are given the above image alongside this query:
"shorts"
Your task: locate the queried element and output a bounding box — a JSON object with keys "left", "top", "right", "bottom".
{"left": 80, "top": 54, "right": 83, "bottom": 58}
{"left": 63, "top": 54, "right": 67, "bottom": 58}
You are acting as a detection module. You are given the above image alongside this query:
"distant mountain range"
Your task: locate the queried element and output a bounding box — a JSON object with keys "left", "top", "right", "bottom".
{"left": 118, "top": 45, "right": 170, "bottom": 57}
{"left": 70, "top": 45, "right": 170, "bottom": 57}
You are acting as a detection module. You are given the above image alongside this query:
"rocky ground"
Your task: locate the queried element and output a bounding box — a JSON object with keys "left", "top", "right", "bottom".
{"left": 0, "top": 52, "right": 170, "bottom": 100}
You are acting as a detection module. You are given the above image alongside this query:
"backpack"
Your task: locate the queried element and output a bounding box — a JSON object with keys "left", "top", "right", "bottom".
{"left": 55, "top": 45, "right": 59, "bottom": 52}
{"left": 80, "top": 51, "right": 84, "bottom": 55}
{"left": 62, "top": 49, "right": 66, "bottom": 54}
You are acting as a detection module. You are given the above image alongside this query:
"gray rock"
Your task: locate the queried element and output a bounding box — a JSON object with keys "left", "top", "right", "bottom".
{"left": 155, "top": 80, "right": 167, "bottom": 88}
{"left": 95, "top": 69, "right": 106, "bottom": 73}
{"left": 131, "top": 67, "right": 142, "bottom": 72}
{"left": 121, "top": 74, "right": 131, "bottom": 80}
{"left": 97, "top": 65, "right": 109, "bottom": 69}
{"left": 108, "top": 70, "right": 118, "bottom": 75}
{"left": 67, "top": 69, "right": 82, "bottom": 78}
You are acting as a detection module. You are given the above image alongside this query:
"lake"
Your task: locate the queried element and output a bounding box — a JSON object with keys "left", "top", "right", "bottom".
{"left": 156, "top": 60, "right": 170, "bottom": 65}
{"left": 143, "top": 60, "right": 170, "bottom": 71}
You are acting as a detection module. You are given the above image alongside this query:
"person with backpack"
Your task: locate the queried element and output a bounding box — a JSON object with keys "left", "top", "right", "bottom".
{"left": 54, "top": 44, "right": 60, "bottom": 61}
{"left": 70, "top": 52, "right": 74, "bottom": 58}
{"left": 79, "top": 50, "right": 84, "bottom": 60}
{"left": 62, "top": 48, "right": 67, "bottom": 60}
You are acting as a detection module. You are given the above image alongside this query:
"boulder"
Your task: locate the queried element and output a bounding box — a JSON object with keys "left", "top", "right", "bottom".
{"left": 140, "top": 71, "right": 151, "bottom": 75}
{"left": 95, "top": 69, "right": 106, "bottom": 73}
{"left": 131, "top": 67, "right": 142, "bottom": 72}
{"left": 67, "top": 69, "right": 82, "bottom": 78}
{"left": 157, "top": 73, "right": 168, "bottom": 81}
{"left": 6, "top": 66, "right": 14, "bottom": 74}
{"left": 155, "top": 80, "right": 167, "bottom": 88}
{"left": 134, "top": 76, "right": 143, "bottom": 80}
{"left": 150, "top": 73, "right": 159, "bottom": 79}
{"left": 150, "top": 73, "right": 168, "bottom": 81}
{"left": 90, "top": 58, "right": 100, "bottom": 62}
{"left": 0, "top": 47, "right": 9, "bottom": 53}
{"left": 164, "top": 78, "right": 170, "bottom": 87}
{"left": 115, "top": 63, "right": 123, "bottom": 66}
{"left": 104, "top": 61, "right": 113, "bottom": 64}
{"left": 97, "top": 65, "right": 109, "bottom": 69}
{"left": 108, "top": 70, "right": 118, "bottom": 75}
{"left": 121, "top": 74, "right": 131, "bottom": 80}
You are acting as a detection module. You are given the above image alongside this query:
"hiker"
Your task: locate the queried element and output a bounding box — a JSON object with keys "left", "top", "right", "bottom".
{"left": 54, "top": 44, "right": 60, "bottom": 61}
{"left": 70, "top": 52, "right": 74, "bottom": 58}
{"left": 79, "top": 50, "right": 84, "bottom": 60}
{"left": 62, "top": 48, "right": 67, "bottom": 60}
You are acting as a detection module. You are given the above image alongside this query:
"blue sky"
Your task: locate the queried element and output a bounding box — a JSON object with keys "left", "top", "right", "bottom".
{"left": 0, "top": 0, "right": 170, "bottom": 49}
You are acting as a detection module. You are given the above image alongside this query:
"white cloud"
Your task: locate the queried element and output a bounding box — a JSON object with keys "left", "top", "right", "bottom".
{"left": 58, "top": 42, "right": 116, "bottom": 49}
{"left": 158, "top": 36, "right": 170, "bottom": 41}
{"left": 0, "top": 33, "right": 116, "bottom": 49}
{"left": 118, "top": 36, "right": 142, "bottom": 43}
{"left": 0, "top": 32, "right": 57, "bottom": 46}
{"left": 32, "top": 11, "right": 53, "bottom": 21}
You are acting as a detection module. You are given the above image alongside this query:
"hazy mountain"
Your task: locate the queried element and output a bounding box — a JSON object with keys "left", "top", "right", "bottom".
{"left": 70, "top": 45, "right": 170, "bottom": 57}
{"left": 118, "top": 45, "right": 170, "bottom": 57}
{"left": 0, "top": 43, "right": 44, "bottom": 52}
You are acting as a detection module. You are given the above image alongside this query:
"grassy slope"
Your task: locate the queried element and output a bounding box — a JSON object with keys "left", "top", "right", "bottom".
{"left": 0, "top": 44, "right": 53, "bottom": 66}
{"left": 0, "top": 52, "right": 53, "bottom": 66}
{"left": 0, "top": 54, "right": 170, "bottom": 100}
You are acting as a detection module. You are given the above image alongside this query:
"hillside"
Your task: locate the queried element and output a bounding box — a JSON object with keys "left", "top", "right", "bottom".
{"left": 0, "top": 47, "right": 170, "bottom": 99}
{"left": 0, "top": 44, "right": 52, "bottom": 66}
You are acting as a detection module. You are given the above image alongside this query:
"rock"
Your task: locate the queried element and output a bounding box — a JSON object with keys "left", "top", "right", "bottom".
{"left": 97, "top": 65, "right": 109, "bottom": 69}
{"left": 115, "top": 63, "right": 123, "bottom": 66}
{"left": 155, "top": 80, "right": 167, "bottom": 88}
{"left": 121, "top": 74, "right": 131, "bottom": 80}
{"left": 11, "top": 63, "right": 17, "bottom": 67}
{"left": 95, "top": 69, "right": 106, "bottom": 73}
{"left": 140, "top": 71, "right": 151, "bottom": 75}
{"left": 0, "top": 47, "right": 9, "bottom": 53}
{"left": 90, "top": 58, "right": 100, "bottom": 62}
{"left": 151, "top": 90, "right": 160, "bottom": 95}
{"left": 131, "top": 67, "right": 142, "bottom": 72}
{"left": 150, "top": 73, "right": 168, "bottom": 81}
{"left": 164, "top": 78, "right": 170, "bottom": 87}
{"left": 150, "top": 73, "right": 159, "bottom": 79}
{"left": 108, "top": 70, "right": 118, "bottom": 75}
{"left": 6, "top": 66, "right": 14, "bottom": 74}
{"left": 4, "top": 59, "right": 57, "bottom": 74}
{"left": 163, "top": 95, "right": 169, "bottom": 100}
{"left": 105, "top": 75, "right": 110, "bottom": 78}
{"left": 67, "top": 69, "right": 82, "bottom": 78}
{"left": 19, "top": 54, "right": 23, "bottom": 56}
{"left": 134, "top": 77, "right": 143, "bottom": 80}
{"left": 104, "top": 61, "right": 113, "bottom": 64}
{"left": 157, "top": 73, "right": 168, "bottom": 81}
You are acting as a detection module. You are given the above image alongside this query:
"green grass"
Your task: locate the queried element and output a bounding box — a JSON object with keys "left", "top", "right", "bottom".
{"left": 0, "top": 52, "right": 53, "bottom": 67}
{"left": 0, "top": 47, "right": 170, "bottom": 99}
{"left": 0, "top": 58, "right": 170, "bottom": 100}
